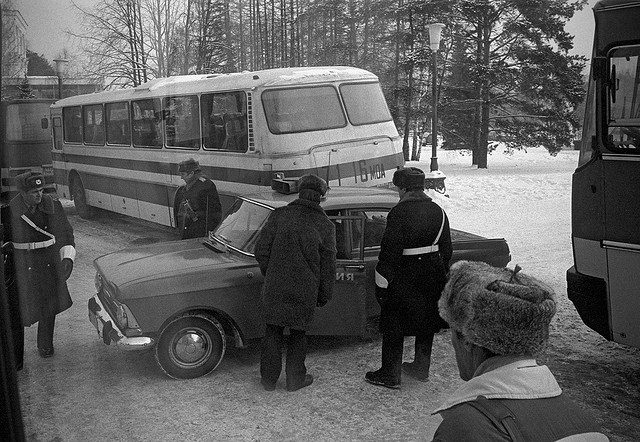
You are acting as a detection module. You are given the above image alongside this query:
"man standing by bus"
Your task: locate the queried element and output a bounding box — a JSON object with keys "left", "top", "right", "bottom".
{"left": 2, "top": 172, "right": 75, "bottom": 369}
{"left": 174, "top": 158, "right": 222, "bottom": 239}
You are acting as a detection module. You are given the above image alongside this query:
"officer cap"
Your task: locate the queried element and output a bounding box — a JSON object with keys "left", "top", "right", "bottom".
{"left": 178, "top": 158, "right": 200, "bottom": 173}
{"left": 16, "top": 171, "right": 45, "bottom": 192}
{"left": 392, "top": 167, "right": 425, "bottom": 190}
{"left": 298, "top": 174, "right": 328, "bottom": 196}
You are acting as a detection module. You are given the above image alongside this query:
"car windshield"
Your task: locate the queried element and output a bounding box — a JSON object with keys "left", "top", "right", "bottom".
{"left": 212, "top": 198, "right": 273, "bottom": 254}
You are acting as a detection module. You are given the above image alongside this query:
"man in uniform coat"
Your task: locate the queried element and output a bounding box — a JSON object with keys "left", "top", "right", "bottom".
{"left": 365, "top": 167, "right": 452, "bottom": 389}
{"left": 254, "top": 174, "right": 336, "bottom": 392}
{"left": 1, "top": 172, "right": 75, "bottom": 369}
{"left": 174, "top": 158, "right": 222, "bottom": 239}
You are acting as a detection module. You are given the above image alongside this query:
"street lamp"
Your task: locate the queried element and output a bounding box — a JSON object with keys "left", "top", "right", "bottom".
{"left": 53, "top": 59, "right": 69, "bottom": 99}
{"left": 425, "top": 23, "right": 446, "bottom": 193}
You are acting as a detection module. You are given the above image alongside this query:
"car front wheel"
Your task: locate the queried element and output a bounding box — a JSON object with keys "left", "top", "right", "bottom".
{"left": 155, "top": 313, "right": 226, "bottom": 379}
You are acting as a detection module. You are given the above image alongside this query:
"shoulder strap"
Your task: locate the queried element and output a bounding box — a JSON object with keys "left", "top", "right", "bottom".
{"left": 21, "top": 214, "right": 55, "bottom": 240}
{"left": 466, "top": 396, "right": 525, "bottom": 442}
{"left": 432, "top": 208, "right": 446, "bottom": 245}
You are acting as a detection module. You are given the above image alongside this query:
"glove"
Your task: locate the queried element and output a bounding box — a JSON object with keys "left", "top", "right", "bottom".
{"left": 375, "top": 285, "right": 388, "bottom": 308}
{"left": 60, "top": 258, "right": 73, "bottom": 281}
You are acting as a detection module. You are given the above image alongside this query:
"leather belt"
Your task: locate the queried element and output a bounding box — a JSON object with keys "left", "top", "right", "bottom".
{"left": 403, "top": 245, "right": 439, "bottom": 255}
{"left": 12, "top": 238, "right": 56, "bottom": 250}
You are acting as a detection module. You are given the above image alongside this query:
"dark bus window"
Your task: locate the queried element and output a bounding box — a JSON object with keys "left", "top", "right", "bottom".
{"left": 132, "top": 99, "right": 162, "bottom": 148}
{"left": 63, "top": 106, "right": 82, "bottom": 143}
{"left": 608, "top": 46, "right": 640, "bottom": 153}
{"left": 83, "top": 104, "right": 105, "bottom": 145}
{"left": 340, "top": 82, "right": 392, "bottom": 126}
{"left": 106, "top": 102, "right": 131, "bottom": 145}
{"left": 163, "top": 95, "right": 200, "bottom": 149}
{"left": 201, "top": 91, "right": 248, "bottom": 151}
{"left": 262, "top": 85, "right": 346, "bottom": 134}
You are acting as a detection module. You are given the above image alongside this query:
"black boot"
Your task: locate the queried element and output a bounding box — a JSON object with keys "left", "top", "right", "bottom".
{"left": 401, "top": 333, "right": 433, "bottom": 382}
{"left": 366, "top": 332, "right": 403, "bottom": 389}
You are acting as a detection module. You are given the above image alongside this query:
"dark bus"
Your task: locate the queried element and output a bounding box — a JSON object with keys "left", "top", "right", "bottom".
{"left": 567, "top": 0, "right": 640, "bottom": 348}
{"left": 0, "top": 98, "right": 55, "bottom": 202}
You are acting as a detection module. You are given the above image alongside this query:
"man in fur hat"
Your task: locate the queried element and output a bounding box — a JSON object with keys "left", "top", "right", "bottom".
{"left": 432, "top": 261, "right": 608, "bottom": 441}
{"left": 174, "top": 158, "right": 222, "bottom": 239}
{"left": 1, "top": 172, "right": 75, "bottom": 369}
{"left": 254, "top": 174, "right": 336, "bottom": 392}
{"left": 366, "top": 166, "right": 452, "bottom": 389}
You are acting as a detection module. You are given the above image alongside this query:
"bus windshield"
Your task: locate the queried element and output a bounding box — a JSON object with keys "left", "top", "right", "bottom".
{"left": 4, "top": 102, "right": 51, "bottom": 142}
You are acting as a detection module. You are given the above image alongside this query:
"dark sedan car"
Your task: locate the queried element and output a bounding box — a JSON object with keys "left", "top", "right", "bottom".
{"left": 89, "top": 184, "right": 510, "bottom": 379}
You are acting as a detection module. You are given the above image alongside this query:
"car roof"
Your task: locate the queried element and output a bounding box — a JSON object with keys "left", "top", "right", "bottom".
{"left": 240, "top": 186, "right": 399, "bottom": 211}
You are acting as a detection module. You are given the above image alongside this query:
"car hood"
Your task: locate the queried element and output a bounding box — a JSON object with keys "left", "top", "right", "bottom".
{"left": 94, "top": 238, "right": 252, "bottom": 300}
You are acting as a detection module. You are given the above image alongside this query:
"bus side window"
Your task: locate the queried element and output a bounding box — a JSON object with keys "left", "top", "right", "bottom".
{"left": 83, "top": 104, "right": 105, "bottom": 145}
{"left": 106, "top": 101, "right": 130, "bottom": 145}
{"left": 63, "top": 106, "right": 82, "bottom": 143}
{"left": 132, "top": 99, "right": 162, "bottom": 148}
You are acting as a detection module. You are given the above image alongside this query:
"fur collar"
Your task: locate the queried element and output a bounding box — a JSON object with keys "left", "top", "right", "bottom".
{"left": 289, "top": 198, "right": 325, "bottom": 213}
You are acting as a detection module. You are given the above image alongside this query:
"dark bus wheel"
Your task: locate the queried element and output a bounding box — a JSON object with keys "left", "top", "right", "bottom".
{"left": 70, "top": 178, "right": 94, "bottom": 219}
{"left": 155, "top": 313, "right": 226, "bottom": 380}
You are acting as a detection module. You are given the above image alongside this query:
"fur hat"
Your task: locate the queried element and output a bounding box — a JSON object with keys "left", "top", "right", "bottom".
{"left": 178, "top": 158, "right": 200, "bottom": 173}
{"left": 393, "top": 167, "right": 425, "bottom": 190}
{"left": 439, "top": 260, "right": 556, "bottom": 356}
{"left": 16, "top": 171, "right": 45, "bottom": 192}
{"left": 298, "top": 174, "right": 327, "bottom": 196}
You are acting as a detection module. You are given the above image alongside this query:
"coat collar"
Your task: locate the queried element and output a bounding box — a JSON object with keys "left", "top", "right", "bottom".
{"left": 10, "top": 193, "right": 56, "bottom": 215}
{"left": 398, "top": 189, "right": 431, "bottom": 204}
{"left": 289, "top": 198, "right": 325, "bottom": 213}
{"left": 432, "top": 356, "right": 562, "bottom": 414}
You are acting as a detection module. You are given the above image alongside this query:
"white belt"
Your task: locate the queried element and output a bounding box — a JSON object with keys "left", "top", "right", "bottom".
{"left": 403, "top": 245, "right": 439, "bottom": 255}
{"left": 12, "top": 238, "right": 56, "bottom": 250}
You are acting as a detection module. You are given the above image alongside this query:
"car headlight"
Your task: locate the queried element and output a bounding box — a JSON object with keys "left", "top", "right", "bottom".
{"left": 94, "top": 273, "right": 103, "bottom": 293}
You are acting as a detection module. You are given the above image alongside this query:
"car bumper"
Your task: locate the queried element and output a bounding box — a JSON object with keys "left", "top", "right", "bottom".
{"left": 88, "top": 294, "right": 155, "bottom": 351}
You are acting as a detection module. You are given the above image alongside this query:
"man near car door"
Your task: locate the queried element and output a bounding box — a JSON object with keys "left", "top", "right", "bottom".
{"left": 366, "top": 167, "right": 452, "bottom": 389}
{"left": 174, "top": 158, "right": 222, "bottom": 239}
{"left": 254, "top": 174, "right": 336, "bottom": 392}
{"left": 1, "top": 172, "right": 75, "bottom": 369}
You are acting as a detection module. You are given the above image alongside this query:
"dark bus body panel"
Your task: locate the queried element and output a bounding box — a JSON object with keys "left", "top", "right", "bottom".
{"left": 569, "top": 0, "right": 640, "bottom": 348}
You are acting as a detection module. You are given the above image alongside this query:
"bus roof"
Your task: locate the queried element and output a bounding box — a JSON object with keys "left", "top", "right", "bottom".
{"left": 593, "top": 0, "right": 640, "bottom": 55}
{"left": 50, "top": 66, "right": 378, "bottom": 108}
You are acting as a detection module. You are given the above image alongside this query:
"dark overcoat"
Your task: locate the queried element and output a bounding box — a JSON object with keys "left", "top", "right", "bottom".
{"left": 174, "top": 175, "right": 222, "bottom": 239}
{"left": 376, "top": 190, "right": 452, "bottom": 335}
{"left": 254, "top": 198, "right": 337, "bottom": 331}
{"left": 4, "top": 194, "right": 75, "bottom": 326}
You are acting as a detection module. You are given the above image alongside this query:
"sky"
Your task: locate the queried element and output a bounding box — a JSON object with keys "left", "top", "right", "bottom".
{"left": 16, "top": 0, "right": 599, "bottom": 67}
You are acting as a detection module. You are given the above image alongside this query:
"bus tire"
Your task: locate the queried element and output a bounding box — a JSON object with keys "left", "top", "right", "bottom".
{"left": 70, "top": 177, "right": 94, "bottom": 219}
{"left": 155, "top": 313, "right": 226, "bottom": 380}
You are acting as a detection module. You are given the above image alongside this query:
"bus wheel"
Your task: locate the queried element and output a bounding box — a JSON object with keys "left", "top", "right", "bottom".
{"left": 155, "top": 313, "right": 226, "bottom": 379}
{"left": 70, "top": 177, "right": 94, "bottom": 219}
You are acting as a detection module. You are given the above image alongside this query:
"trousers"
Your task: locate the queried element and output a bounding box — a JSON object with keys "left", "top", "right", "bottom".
{"left": 260, "top": 324, "right": 307, "bottom": 385}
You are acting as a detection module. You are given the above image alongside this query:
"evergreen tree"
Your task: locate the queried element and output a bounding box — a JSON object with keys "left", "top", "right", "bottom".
{"left": 26, "top": 50, "right": 55, "bottom": 76}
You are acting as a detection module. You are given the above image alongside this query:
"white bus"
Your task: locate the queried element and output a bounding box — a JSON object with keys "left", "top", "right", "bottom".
{"left": 50, "top": 66, "right": 404, "bottom": 226}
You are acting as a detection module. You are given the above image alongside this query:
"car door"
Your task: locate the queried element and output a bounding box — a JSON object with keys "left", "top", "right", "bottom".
{"left": 308, "top": 216, "right": 368, "bottom": 336}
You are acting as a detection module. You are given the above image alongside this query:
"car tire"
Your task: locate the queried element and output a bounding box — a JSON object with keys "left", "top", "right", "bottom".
{"left": 155, "top": 313, "right": 226, "bottom": 379}
{"left": 70, "top": 176, "right": 94, "bottom": 219}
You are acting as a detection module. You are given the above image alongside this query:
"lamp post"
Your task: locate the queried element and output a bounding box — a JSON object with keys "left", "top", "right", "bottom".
{"left": 53, "top": 59, "right": 69, "bottom": 100}
{"left": 425, "top": 23, "right": 446, "bottom": 193}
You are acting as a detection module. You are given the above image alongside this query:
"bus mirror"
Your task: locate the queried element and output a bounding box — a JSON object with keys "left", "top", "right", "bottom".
{"left": 41, "top": 118, "right": 49, "bottom": 129}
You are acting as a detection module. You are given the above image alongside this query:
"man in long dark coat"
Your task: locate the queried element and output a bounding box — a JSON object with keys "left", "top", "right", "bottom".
{"left": 365, "top": 167, "right": 452, "bottom": 389}
{"left": 174, "top": 158, "right": 222, "bottom": 239}
{"left": 254, "top": 174, "right": 336, "bottom": 392}
{"left": 2, "top": 172, "right": 75, "bottom": 369}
